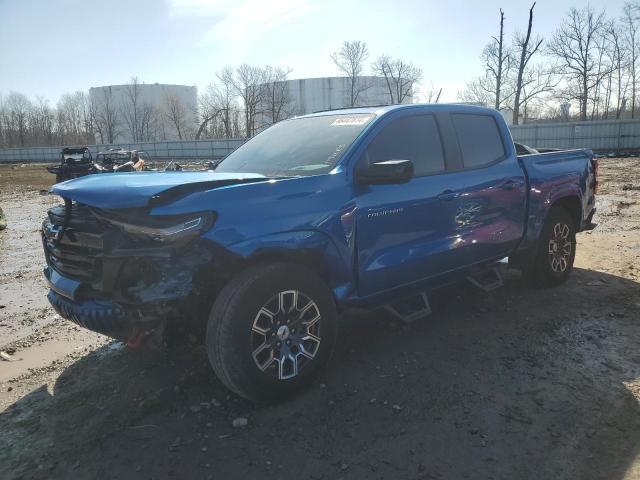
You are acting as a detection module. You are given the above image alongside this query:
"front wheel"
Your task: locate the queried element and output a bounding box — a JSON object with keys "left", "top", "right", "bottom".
{"left": 206, "top": 263, "right": 337, "bottom": 402}
{"left": 523, "top": 207, "right": 577, "bottom": 287}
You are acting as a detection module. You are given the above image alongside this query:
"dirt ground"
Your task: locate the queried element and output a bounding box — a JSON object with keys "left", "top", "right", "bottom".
{"left": 1, "top": 160, "right": 640, "bottom": 480}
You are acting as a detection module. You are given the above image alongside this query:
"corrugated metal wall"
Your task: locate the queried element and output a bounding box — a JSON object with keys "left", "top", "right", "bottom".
{"left": 510, "top": 119, "right": 640, "bottom": 152}
{"left": 0, "top": 138, "right": 247, "bottom": 164}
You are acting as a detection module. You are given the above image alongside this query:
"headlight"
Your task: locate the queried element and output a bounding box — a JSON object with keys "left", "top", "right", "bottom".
{"left": 92, "top": 209, "right": 215, "bottom": 244}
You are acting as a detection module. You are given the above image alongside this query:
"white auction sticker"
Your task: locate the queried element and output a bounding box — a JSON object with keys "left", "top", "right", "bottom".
{"left": 331, "top": 115, "right": 373, "bottom": 126}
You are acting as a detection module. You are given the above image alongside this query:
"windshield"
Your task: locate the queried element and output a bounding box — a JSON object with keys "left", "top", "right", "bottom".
{"left": 215, "top": 113, "right": 375, "bottom": 177}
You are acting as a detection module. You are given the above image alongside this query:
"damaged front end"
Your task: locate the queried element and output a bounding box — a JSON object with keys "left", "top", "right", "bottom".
{"left": 42, "top": 199, "right": 217, "bottom": 346}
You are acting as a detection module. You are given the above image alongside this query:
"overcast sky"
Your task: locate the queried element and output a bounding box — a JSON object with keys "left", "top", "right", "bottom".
{"left": 0, "top": 0, "right": 631, "bottom": 104}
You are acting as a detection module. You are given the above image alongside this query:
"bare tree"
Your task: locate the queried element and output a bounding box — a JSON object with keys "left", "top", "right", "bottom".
{"left": 548, "top": 6, "right": 610, "bottom": 121}
{"left": 28, "top": 97, "right": 55, "bottom": 146}
{"left": 512, "top": 3, "right": 544, "bottom": 124}
{"left": 198, "top": 67, "right": 239, "bottom": 139}
{"left": 163, "top": 92, "right": 189, "bottom": 140}
{"left": 120, "top": 77, "right": 143, "bottom": 142}
{"left": 198, "top": 89, "right": 222, "bottom": 140}
{"left": 622, "top": 1, "right": 640, "bottom": 117}
{"left": 489, "top": 9, "right": 512, "bottom": 110}
{"left": 217, "top": 67, "right": 239, "bottom": 138}
{"left": 605, "top": 21, "right": 630, "bottom": 118}
{"left": 423, "top": 82, "right": 443, "bottom": 103}
{"left": 57, "top": 91, "right": 90, "bottom": 144}
{"left": 459, "top": 10, "right": 513, "bottom": 110}
{"left": 140, "top": 105, "right": 158, "bottom": 141}
{"left": 516, "top": 66, "right": 558, "bottom": 122}
{"left": 5, "top": 93, "right": 31, "bottom": 146}
{"left": 92, "top": 87, "right": 121, "bottom": 143}
{"left": 87, "top": 95, "right": 103, "bottom": 144}
{"left": 330, "top": 41, "right": 370, "bottom": 106}
{"left": 458, "top": 77, "right": 496, "bottom": 106}
{"left": 372, "top": 55, "right": 422, "bottom": 104}
{"left": 589, "top": 25, "right": 615, "bottom": 119}
{"left": 259, "top": 66, "right": 295, "bottom": 130}
{"left": 117, "top": 77, "right": 158, "bottom": 141}
{"left": 232, "top": 64, "right": 267, "bottom": 137}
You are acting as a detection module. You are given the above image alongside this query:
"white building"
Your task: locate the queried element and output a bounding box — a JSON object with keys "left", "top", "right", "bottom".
{"left": 256, "top": 76, "right": 413, "bottom": 129}
{"left": 287, "top": 76, "right": 413, "bottom": 114}
{"left": 89, "top": 83, "right": 198, "bottom": 143}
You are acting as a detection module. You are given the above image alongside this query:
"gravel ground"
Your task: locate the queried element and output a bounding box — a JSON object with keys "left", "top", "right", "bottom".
{"left": 0, "top": 160, "right": 639, "bottom": 480}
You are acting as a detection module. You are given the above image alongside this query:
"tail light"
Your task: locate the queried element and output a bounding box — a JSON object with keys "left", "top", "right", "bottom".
{"left": 591, "top": 158, "right": 599, "bottom": 194}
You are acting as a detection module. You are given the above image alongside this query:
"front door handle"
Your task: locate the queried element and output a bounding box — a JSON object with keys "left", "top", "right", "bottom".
{"left": 437, "top": 190, "right": 459, "bottom": 201}
{"left": 500, "top": 180, "right": 519, "bottom": 190}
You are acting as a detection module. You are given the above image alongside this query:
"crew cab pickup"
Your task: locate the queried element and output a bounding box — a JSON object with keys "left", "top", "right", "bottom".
{"left": 42, "top": 104, "right": 597, "bottom": 401}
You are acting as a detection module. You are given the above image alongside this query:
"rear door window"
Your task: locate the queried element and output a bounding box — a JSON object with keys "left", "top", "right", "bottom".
{"left": 364, "top": 115, "right": 445, "bottom": 176}
{"left": 452, "top": 114, "right": 505, "bottom": 168}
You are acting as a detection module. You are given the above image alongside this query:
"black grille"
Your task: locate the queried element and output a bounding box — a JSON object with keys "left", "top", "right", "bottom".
{"left": 43, "top": 203, "right": 106, "bottom": 282}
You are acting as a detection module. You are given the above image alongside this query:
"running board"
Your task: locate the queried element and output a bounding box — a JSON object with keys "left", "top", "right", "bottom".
{"left": 385, "top": 292, "right": 431, "bottom": 324}
{"left": 467, "top": 267, "right": 503, "bottom": 292}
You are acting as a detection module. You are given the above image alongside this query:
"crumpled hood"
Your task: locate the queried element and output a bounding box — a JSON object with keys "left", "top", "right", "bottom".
{"left": 52, "top": 171, "right": 268, "bottom": 209}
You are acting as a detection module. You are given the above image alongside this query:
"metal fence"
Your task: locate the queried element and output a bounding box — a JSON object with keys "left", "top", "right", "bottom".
{"left": 2, "top": 118, "right": 640, "bottom": 164}
{"left": 0, "top": 138, "right": 247, "bottom": 164}
{"left": 510, "top": 118, "right": 640, "bottom": 152}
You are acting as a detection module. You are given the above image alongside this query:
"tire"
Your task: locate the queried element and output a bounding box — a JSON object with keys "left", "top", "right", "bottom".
{"left": 523, "top": 207, "right": 577, "bottom": 287}
{"left": 206, "top": 263, "right": 337, "bottom": 402}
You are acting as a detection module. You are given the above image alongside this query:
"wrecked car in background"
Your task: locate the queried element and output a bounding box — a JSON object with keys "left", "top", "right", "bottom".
{"left": 48, "top": 147, "right": 150, "bottom": 183}
{"left": 46, "top": 147, "right": 94, "bottom": 183}
{"left": 93, "top": 148, "right": 149, "bottom": 173}
{"left": 42, "top": 104, "right": 597, "bottom": 402}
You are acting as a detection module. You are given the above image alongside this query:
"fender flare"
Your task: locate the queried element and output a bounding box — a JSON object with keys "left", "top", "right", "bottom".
{"left": 225, "top": 229, "right": 356, "bottom": 303}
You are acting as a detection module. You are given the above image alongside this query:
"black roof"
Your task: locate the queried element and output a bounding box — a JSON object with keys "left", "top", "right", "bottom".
{"left": 62, "top": 146, "right": 90, "bottom": 154}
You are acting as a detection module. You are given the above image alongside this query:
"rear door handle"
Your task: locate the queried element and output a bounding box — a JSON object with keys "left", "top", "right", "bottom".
{"left": 437, "top": 190, "right": 459, "bottom": 201}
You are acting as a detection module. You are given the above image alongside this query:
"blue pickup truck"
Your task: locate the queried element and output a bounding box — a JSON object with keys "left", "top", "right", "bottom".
{"left": 42, "top": 104, "right": 597, "bottom": 401}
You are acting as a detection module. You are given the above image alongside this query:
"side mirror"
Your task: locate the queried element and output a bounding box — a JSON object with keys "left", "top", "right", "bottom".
{"left": 357, "top": 160, "right": 414, "bottom": 185}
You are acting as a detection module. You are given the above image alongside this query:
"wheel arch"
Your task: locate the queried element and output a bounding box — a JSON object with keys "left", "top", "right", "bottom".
{"left": 222, "top": 230, "right": 355, "bottom": 303}
{"left": 550, "top": 195, "right": 582, "bottom": 231}
{"left": 510, "top": 192, "right": 582, "bottom": 270}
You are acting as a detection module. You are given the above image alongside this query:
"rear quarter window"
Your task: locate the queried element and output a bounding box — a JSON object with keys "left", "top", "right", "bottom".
{"left": 452, "top": 114, "right": 505, "bottom": 168}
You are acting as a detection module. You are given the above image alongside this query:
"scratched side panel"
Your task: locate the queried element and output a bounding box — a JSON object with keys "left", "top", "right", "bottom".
{"left": 517, "top": 149, "right": 594, "bottom": 251}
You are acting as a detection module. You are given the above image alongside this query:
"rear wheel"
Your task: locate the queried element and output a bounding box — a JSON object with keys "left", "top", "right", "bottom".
{"left": 206, "top": 263, "right": 337, "bottom": 402}
{"left": 523, "top": 207, "right": 577, "bottom": 287}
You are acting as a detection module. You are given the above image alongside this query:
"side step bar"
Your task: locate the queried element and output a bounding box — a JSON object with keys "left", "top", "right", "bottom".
{"left": 467, "top": 267, "right": 503, "bottom": 292}
{"left": 385, "top": 292, "right": 431, "bottom": 324}
{"left": 384, "top": 266, "right": 504, "bottom": 323}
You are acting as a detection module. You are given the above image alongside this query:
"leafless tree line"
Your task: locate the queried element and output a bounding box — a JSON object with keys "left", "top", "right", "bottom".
{"left": 331, "top": 40, "right": 424, "bottom": 106}
{"left": 0, "top": 91, "right": 90, "bottom": 148}
{"left": 0, "top": 65, "right": 296, "bottom": 148}
{"left": 460, "top": 1, "right": 640, "bottom": 123}
{"left": 197, "top": 64, "right": 296, "bottom": 140}
{"left": 197, "top": 46, "right": 424, "bottom": 142}
{"left": 0, "top": 78, "right": 198, "bottom": 148}
{"left": 78, "top": 79, "right": 198, "bottom": 145}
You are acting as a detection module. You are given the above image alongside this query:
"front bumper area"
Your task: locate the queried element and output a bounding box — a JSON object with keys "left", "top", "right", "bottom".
{"left": 47, "top": 288, "right": 130, "bottom": 339}
{"left": 45, "top": 266, "right": 167, "bottom": 344}
{"left": 41, "top": 201, "right": 221, "bottom": 344}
